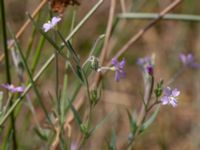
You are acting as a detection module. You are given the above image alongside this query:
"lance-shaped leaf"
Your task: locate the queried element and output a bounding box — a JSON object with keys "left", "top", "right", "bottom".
{"left": 140, "top": 106, "right": 160, "bottom": 133}
{"left": 107, "top": 129, "right": 117, "bottom": 150}
{"left": 67, "top": 98, "right": 82, "bottom": 128}
{"left": 126, "top": 109, "right": 137, "bottom": 136}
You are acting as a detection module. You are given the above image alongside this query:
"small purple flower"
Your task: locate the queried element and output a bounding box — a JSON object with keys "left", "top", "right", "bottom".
{"left": 179, "top": 53, "right": 200, "bottom": 68}
{"left": 43, "top": 16, "right": 61, "bottom": 32}
{"left": 111, "top": 58, "right": 126, "bottom": 82}
{"left": 2, "top": 84, "right": 24, "bottom": 93}
{"left": 161, "top": 87, "right": 180, "bottom": 107}
{"left": 137, "top": 56, "right": 152, "bottom": 66}
{"left": 137, "top": 55, "right": 154, "bottom": 75}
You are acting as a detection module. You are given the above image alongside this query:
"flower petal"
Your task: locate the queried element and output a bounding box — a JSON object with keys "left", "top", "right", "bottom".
{"left": 51, "top": 16, "right": 61, "bottom": 26}
{"left": 161, "top": 96, "right": 169, "bottom": 105}
{"left": 115, "top": 71, "right": 120, "bottom": 82}
{"left": 119, "top": 59, "right": 126, "bottom": 68}
{"left": 111, "top": 58, "right": 118, "bottom": 66}
{"left": 169, "top": 98, "right": 178, "bottom": 107}
{"left": 187, "top": 54, "right": 194, "bottom": 63}
{"left": 172, "top": 88, "right": 180, "bottom": 97}
{"left": 43, "top": 23, "right": 52, "bottom": 32}
{"left": 14, "top": 86, "right": 25, "bottom": 93}
{"left": 136, "top": 58, "right": 144, "bottom": 66}
{"left": 179, "top": 53, "right": 186, "bottom": 64}
{"left": 2, "top": 84, "right": 24, "bottom": 93}
{"left": 163, "top": 87, "right": 172, "bottom": 96}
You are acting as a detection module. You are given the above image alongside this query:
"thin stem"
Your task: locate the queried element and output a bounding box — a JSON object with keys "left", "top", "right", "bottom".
{"left": 0, "top": 0, "right": 17, "bottom": 148}
{"left": 118, "top": 13, "right": 200, "bottom": 22}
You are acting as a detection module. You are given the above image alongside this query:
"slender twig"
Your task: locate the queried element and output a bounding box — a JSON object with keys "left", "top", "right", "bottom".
{"left": 100, "top": 0, "right": 116, "bottom": 63}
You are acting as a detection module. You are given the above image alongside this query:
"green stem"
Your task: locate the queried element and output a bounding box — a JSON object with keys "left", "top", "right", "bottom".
{"left": 118, "top": 13, "right": 200, "bottom": 22}
{"left": 0, "top": 0, "right": 17, "bottom": 149}
{"left": 31, "top": 36, "right": 45, "bottom": 74}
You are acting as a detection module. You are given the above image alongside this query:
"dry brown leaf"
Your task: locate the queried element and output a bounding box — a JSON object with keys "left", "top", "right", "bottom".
{"left": 49, "top": 0, "right": 80, "bottom": 15}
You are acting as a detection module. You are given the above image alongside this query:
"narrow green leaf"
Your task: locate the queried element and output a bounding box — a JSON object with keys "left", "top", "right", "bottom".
{"left": 90, "top": 111, "right": 113, "bottom": 135}
{"left": 57, "top": 31, "right": 80, "bottom": 64}
{"left": 67, "top": 98, "right": 82, "bottom": 126}
{"left": 65, "top": 41, "right": 80, "bottom": 63}
{"left": 126, "top": 109, "right": 137, "bottom": 135}
{"left": 89, "top": 34, "right": 105, "bottom": 57}
{"left": 31, "top": 36, "right": 46, "bottom": 74}
{"left": 76, "top": 65, "right": 85, "bottom": 82}
{"left": 61, "top": 67, "right": 68, "bottom": 125}
{"left": 140, "top": 107, "right": 160, "bottom": 133}
{"left": 108, "top": 129, "right": 116, "bottom": 150}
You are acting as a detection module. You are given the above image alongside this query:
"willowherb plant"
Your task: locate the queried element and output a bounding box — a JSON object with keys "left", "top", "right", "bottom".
{"left": 1, "top": 0, "right": 200, "bottom": 150}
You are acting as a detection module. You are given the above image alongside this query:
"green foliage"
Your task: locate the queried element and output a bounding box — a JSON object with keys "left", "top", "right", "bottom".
{"left": 154, "top": 80, "right": 164, "bottom": 98}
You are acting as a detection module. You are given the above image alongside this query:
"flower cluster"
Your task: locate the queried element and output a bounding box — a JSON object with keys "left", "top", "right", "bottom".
{"left": 43, "top": 16, "right": 61, "bottom": 32}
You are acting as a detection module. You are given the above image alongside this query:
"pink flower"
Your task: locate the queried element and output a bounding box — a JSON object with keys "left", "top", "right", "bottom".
{"left": 2, "top": 84, "right": 24, "bottom": 93}
{"left": 161, "top": 87, "right": 180, "bottom": 107}
{"left": 43, "top": 16, "right": 61, "bottom": 32}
